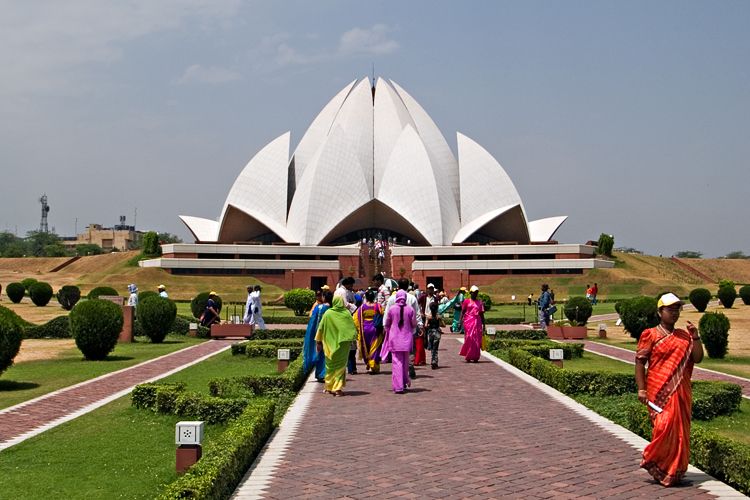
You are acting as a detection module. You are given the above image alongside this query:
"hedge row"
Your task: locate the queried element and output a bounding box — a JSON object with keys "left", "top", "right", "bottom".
{"left": 486, "top": 339, "right": 583, "bottom": 359}
{"left": 131, "top": 382, "right": 250, "bottom": 424}
{"left": 23, "top": 316, "right": 70, "bottom": 339}
{"left": 251, "top": 328, "right": 307, "bottom": 340}
{"left": 575, "top": 393, "right": 750, "bottom": 496}
{"left": 483, "top": 317, "right": 525, "bottom": 324}
{"left": 491, "top": 329, "right": 547, "bottom": 340}
{"left": 209, "top": 356, "right": 308, "bottom": 398}
{"left": 158, "top": 399, "right": 276, "bottom": 500}
{"left": 692, "top": 380, "right": 742, "bottom": 420}
{"left": 263, "top": 316, "right": 309, "bottom": 325}
{"left": 231, "top": 338, "right": 304, "bottom": 356}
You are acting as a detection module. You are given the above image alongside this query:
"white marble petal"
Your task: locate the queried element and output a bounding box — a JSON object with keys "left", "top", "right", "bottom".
{"left": 528, "top": 216, "right": 568, "bottom": 242}
{"left": 373, "top": 77, "right": 416, "bottom": 195}
{"left": 179, "top": 215, "right": 218, "bottom": 242}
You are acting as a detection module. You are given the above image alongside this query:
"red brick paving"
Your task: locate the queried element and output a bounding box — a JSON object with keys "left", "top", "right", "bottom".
{"left": 257, "top": 334, "right": 717, "bottom": 499}
{"left": 583, "top": 341, "right": 750, "bottom": 397}
{"left": 0, "top": 340, "right": 231, "bottom": 448}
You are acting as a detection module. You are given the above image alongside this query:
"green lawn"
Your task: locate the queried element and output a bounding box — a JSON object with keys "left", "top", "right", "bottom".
{"left": 0, "top": 351, "right": 279, "bottom": 500}
{"left": 561, "top": 352, "right": 633, "bottom": 373}
{"left": 0, "top": 336, "right": 205, "bottom": 410}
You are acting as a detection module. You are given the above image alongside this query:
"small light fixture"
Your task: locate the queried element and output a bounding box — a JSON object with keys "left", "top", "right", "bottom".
{"left": 175, "top": 421, "right": 204, "bottom": 473}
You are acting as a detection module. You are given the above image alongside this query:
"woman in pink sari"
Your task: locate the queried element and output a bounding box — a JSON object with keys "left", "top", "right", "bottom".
{"left": 459, "top": 285, "right": 485, "bottom": 362}
{"left": 381, "top": 290, "right": 415, "bottom": 394}
{"left": 636, "top": 293, "right": 703, "bottom": 486}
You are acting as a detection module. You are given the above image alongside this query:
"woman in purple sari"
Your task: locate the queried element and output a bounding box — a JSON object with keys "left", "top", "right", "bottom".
{"left": 459, "top": 285, "right": 485, "bottom": 362}
{"left": 354, "top": 288, "right": 384, "bottom": 374}
{"left": 381, "top": 290, "right": 415, "bottom": 394}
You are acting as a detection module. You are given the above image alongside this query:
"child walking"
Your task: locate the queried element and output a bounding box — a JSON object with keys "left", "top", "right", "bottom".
{"left": 426, "top": 301, "right": 444, "bottom": 369}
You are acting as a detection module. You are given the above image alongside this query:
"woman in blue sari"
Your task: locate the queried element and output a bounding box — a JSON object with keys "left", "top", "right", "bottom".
{"left": 303, "top": 290, "right": 332, "bottom": 382}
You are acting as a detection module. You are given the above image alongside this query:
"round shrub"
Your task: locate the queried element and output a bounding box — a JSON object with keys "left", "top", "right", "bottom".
{"left": 28, "top": 282, "right": 53, "bottom": 307}
{"left": 0, "top": 315, "right": 23, "bottom": 376}
{"left": 138, "top": 290, "right": 159, "bottom": 302}
{"left": 57, "top": 285, "right": 81, "bottom": 310}
{"left": 69, "top": 300, "right": 123, "bottom": 360}
{"left": 6, "top": 282, "right": 25, "bottom": 303}
{"left": 24, "top": 316, "right": 71, "bottom": 339}
{"left": 137, "top": 295, "right": 177, "bottom": 343}
{"left": 283, "top": 288, "right": 316, "bottom": 316}
{"left": 618, "top": 296, "right": 659, "bottom": 340}
{"left": 0, "top": 305, "right": 30, "bottom": 329}
{"left": 699, "top": 311, "right": 730, "bottom": 359}
{"left": 689, "top": 288, "right": 712, "bottom": 312}
{"left": 21, "top": 278, "right": 38, "bottom": 292}
{"left": 563, "top": 296, "right": 593, "bottom": 326}
{"left": 717, "top": 285, "right": 737, "bottom": 309}
{"left": 190, "top": 292, "right": 222, "bottom": 319}
{"left": 477, "top": 292, "right": 493, "bottom": 311}
{"left": 133, "top": 319, "right": 145, "bottom": 337}
{"left": 738, "top": 285, "right": 750, "bottom": 306}
{"left": 88, "top": 286, "right": 119, "bottom": 300}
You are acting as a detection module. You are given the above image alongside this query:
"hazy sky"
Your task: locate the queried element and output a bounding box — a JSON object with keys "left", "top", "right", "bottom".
{"left": 1, "top": 1, "right": 748, "bottom": 257}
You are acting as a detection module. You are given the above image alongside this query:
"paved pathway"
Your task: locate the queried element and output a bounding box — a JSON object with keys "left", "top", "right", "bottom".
{"left": 583, "top": 341, "right": 750, "bottom": 398}
{"left": 0, "top": 339, "right": 232, "bottom": 451}
{"left": 233, "top": 334, "right": 740, "bottom": 499}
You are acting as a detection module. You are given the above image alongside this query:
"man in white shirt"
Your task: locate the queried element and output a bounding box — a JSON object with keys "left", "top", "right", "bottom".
{"left": 385, "top": 278, "right": 424, "bottom": 378}
{"left": 158, "top": 284, "right": 168, "bottom": 298}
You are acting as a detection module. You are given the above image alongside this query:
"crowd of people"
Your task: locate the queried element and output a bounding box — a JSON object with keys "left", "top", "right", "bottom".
{"left": 302, "top": 274, "right": 486, "bottom": 396}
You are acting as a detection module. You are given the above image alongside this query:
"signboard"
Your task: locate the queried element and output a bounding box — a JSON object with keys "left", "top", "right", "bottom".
{"left": 277, "top": 349, "right": 291, "bottom": 360}
{"left": 485, "top": 327, "right": 496, "bottom": 336}
{"left": 189, "top": 323, "right": 198, "bottom": 330}
{"left": 549, "top": 348, "right": 564, "bottom": 361}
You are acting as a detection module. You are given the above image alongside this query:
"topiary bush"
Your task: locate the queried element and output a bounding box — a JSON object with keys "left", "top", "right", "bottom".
{"left": 563, "top": 296, "right": 593, "bottom": 326}
{"left": 137, "top": 295, "right": 177, "bottom": 343}
{"left": 69, "top": 300, "right": 123, "bottom": 360}
{"left": 28, "top": 281, "right": 53, "bottom": 307}
{"left": 87, "top": 286, "right": 119, "bottom": 300}
{"left": 689, "top": 288, "right": 712, "bottom": 312}
{"left": 283, "top": 288, "right": 316, "bottom": 316}
{"left": 717, "top": 285, "right": 737, "bottom": 309}
{"left": 6, "top": 282, "right": 25, "bottom": 303}
{"left": 618, "top": 296, "right": 659, "bottom": 340}
{"left": 21, "top": 278, "right": 38, "bottom": 292}
{"left": 138, "top": 290, "right": 159, "bottom": 302}
{"left": 738, "top": 285, "right": 750, "bottom": 306}
{"left": 0, "top": 305, "right": 32, "bottom": 329}
{"left": 24, "top": 316, "right": 71, "bottom": 339}
{"left": 699, "top": 311, "right": 730, "bottom": 359}
{"left": 477, "top": 292, "right": 493, "bottom": 311}
{"left": 190, "top": 292, "right": 222, "bottom": 319}
{"left": 57, "top": 285, "right": 81, "bottom": 311}
{"left": 0, "top": 314, "right": 23, "bottom": 376}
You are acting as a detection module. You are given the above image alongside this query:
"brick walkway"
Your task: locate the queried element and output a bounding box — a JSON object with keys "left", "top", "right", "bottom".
{"left": 0, "top": 339, "right": 232, "bottom": 451}
{"left": 241, "top": 334, "right": 727, "bottom": 499}
{"left": 583, "top": 341, "right": 750, "bottom": 398}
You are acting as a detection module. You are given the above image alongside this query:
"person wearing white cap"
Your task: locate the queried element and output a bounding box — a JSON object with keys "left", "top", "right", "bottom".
{"left": 157, "top": 284, "right": 168, "bottom": 298}
{"left": 636, "top": 292, "right": 703, "bottom": 487}
{"left": 127, "top": 284, "right": 138, "bottom": 308}
{"left": 458, "top": 285, "right": 485, "bottom": 362}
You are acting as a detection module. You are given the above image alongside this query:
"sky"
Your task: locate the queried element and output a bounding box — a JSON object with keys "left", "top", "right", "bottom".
{"left": 1, "top": 0, "right": 748, "bottom": 258}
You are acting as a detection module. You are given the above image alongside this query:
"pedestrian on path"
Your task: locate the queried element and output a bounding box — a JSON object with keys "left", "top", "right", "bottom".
{"left": 304, "top": 290, "right": 332, "bottom": 382}
{"left": 248, "top": 285, "right": 266, "bottom": 330}
{"left": 315, "top": 296, "right": 357, "bottom": 396}
{"left": 243, "top": 285, "right": 253, "bottom": 324}
{"left": 381, "top": 290, "right": 415, "bottom": 393}
{"left": 127, "top": 284, "right": 138, "bottom": 308}
{"left": 158, "top": 284, "right": 168, "bottom": 298}
{"left": 426, "top": 300, "right": 444, "bottom": 369}
{"left": 636, "top": 292, "right": 704, "bottom": 486}
{"left": 458, "top": 285, "right": 485, "bottom": 363}
{"left": 438, "top": 286, "right": 466, "bottom": 333}
{"left": 354, "top": 288, "right": 384, "bottom": 374}
{"left": 200, "top": 291, "right": 220, "bottom": 328}
{"left": 538, "top": 284, "right": 552, "bottom": 329}
{"left": 385, "top": 278, "right": 423, "bottom": 379}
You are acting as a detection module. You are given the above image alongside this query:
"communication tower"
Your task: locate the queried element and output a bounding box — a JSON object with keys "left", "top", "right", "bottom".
{"left": 39, "top": 194, "right": 50, "bottom": 233}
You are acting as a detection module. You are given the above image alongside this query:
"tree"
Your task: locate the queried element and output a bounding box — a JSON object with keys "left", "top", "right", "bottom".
{"left": 43, "top": 243, "right": 69, "bottom": 257}
{"left": 75, "top": 243, "right": 103, "bottom": 256}
{"left": 597, "top": 233, "right": 614, "bottom": 257}
{"left": 142, "top": 231, "right": 161, "bottom": 257}
{"left": 675, "top": 250, "right": 702, "bottom": 258}
{"left": 157, "top": 232, "right": 182, "bottom": 244}
{"left": 25, "top": 231, "right": 62, "bottom": 257}
{"left": 724, "top": 251, "right": 749, "bottom": 259}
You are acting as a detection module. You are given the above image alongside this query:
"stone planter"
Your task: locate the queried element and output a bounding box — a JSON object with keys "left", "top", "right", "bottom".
{"left": 562, "top": 326, "right": 588, "bottom": 339}
{"left": 546, "top": 325, "right": 564, "bottom": 339}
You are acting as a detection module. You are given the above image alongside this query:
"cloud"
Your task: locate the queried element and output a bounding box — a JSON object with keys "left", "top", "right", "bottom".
{"left": 338, "top": 24, "right": 399, "bottom": 56}
{"left": 176, "top": 64, "right": 242, "bottom": 85}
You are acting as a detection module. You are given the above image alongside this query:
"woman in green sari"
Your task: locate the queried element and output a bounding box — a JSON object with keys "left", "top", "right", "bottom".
{"left": 315, "top": 296, "right": 357, "bottom": 396}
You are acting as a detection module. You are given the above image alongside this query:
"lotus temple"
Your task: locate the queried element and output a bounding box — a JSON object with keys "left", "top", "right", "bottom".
{"left": 141, "top": 77, "right": 613, "bottom": 290}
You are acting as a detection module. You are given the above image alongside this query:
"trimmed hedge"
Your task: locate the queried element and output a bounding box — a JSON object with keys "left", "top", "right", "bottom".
{"left": 283, "top": 288, "right": 316, "bottom": 316}
{"left": 699, "top": 311, "right": 730, "bottom": 359}
{"left": 57, "top": 285, "right": 81, "bottom": 310}
{"left": 486, "top": 339, "right": 583, "bottom": 359}
{"left": 263, "top": 315, "right": 309, "bottom": 325}
{"left": 170, "top": 315, "right": 191, "bottom": 335}
{"left": 21, "top": 278, "right": 38, "bottom": 291}
{"left": 157, "top": 399, "right": 275, "bottom": 500}
{"left": 24, "top": 316, "right": 70, "bottom": 339}
{"left": 477, "top": 292, "right": 493, "bottom": 311}
{"left": 618, "top": 296, "right": 659, "bottom": 340}
{"left": 132, "top": 382, "right": 186, "bottom": 410}
{"left": 739, "top": 285, "right": 750, "bottom": 306}
{"left": 718, "top": 285, "right": 737, "bottom": 309}
{"left": 492, "top": 329, "right": 547, "bottom": 341}
{"left": 87, "top": 286, "right": 119, "bottom": 300}
{"left": 251, "top": 328, "right": 307, "bottom": 340}
{"left": 136, "top": 295, "right": 177, "bottom": 343}
{"left": 69, "top": 299, "right": 123, "bottom": 360}
{"left": 0, "top": 305, "right": 32, "bottom": 329}
{"left": 6, "top": 282, "right": 25, "bottom": 303}
{"left": 563, "top": 296, "right": 593, "bottom": 326}
{"left": 485, "top": 317, "right": 525, "bottom": 324}
{"left": 231, "top": 338, "right": 304, "bottom": 356}
{"left": 28, "top": 281, "right": 53, "bottom": 306}
{"left": 689, "top": 288, "right": 712, "bottom": 312}
{"left": 131, "top": 382, "right": 250, "bottom": 424}
{"left": 692, "top": 381, "right": 742, "bottom": 420}
{"left": 0, "top": 314, "right": 23, "bottom": 376}
{"left": 209, "top": 356, "right": 308, "bottom": 398}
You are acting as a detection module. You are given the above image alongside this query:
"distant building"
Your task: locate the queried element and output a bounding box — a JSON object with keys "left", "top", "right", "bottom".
{"left": 63, "top": 223, "right": 142, "bottom": 252}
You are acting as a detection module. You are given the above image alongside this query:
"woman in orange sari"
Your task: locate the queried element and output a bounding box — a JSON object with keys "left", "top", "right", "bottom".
{"left": 635, "top": 293, "right": 703, "bottom": 486}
